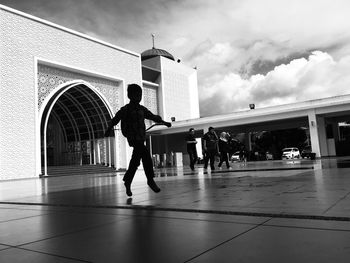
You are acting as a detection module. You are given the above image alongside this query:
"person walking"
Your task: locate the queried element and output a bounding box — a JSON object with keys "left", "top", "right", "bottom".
{"left": 240, "top": 146, "right": 247, "bottom": 166}
{"left": 186, "top": 128, "right": 198, "bottom": 171}
{"left": 104, "top": 84, "right": 171, "bottom": 197}
{"left": 218, "top": 132, "right": 230, "bottom": 169}
{"left": 202, "top": 127, "right": 219, "bottom": 170}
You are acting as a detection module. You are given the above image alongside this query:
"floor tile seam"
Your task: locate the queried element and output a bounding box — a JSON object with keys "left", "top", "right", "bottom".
{"left": 183, "top": 217, "right": 273, "bottom": 263}
{"left": 116, "top": 213, "right": 266, "bottom": 226}
{"left": 322, "top": 190, "right": 350, "bottom": 215}
{"left": 0, "top": 206, "right": 47, "bottom": 211}
{"left": 0, "top": 211, "right": 57, "bottom": 224}
{"left": 15, "top": 216, "right": 132, "bottom": 248}
{"left": 0, "top": 204, "right": 260, "bottom": 225}
{"left": 261, "top": 223, "right": 350, "bottom": 232}
{"left": 8, "top": 246, "right": 91, "bottom": 262}
{"left": 199, "top": 166, "right": 314, "bottom": 174}
{"left": 2, "top": 201, "right": 350, "bottom": 223}
{"left": 0, "top": 244, "right": 12, "bottom": 252}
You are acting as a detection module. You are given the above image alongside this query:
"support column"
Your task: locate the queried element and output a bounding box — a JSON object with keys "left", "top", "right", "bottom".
{"left": 114, "top": 128, "right": 118, "bottom": 170}
{"left": 96, "top": 140, "right": 101, "bottom": 164}
{"left": 93, "top": 140, "right": 97, "bottom": 164}
{"left": 308, "top": 110, "right": 327, "bottom": 157}
{"left": 108, "top": 137, "right": 112, "bottom": 167}
{"left": 317, "top": 116, "right": 328, "bottom": 156}
{"left": 247, "top": 132, "right": 252, "bottom": 151}
{"left": 104, "top": 138, "right": 108, "bottom": 166}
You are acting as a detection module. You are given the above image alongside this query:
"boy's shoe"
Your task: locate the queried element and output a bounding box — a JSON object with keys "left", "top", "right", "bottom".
{"left": 124, "top": 182, "right": 132, "bottom": 197}
{"left": 147, "top": 179, "right": 161, "bottom": 193}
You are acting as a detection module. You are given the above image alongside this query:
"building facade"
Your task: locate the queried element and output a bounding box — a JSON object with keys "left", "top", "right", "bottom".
{"left": 0, "top": 5, "right": 199, "bottom": 180}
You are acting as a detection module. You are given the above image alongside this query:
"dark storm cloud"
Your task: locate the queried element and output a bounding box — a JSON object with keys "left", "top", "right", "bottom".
{"left": 242, "top": 51, "right": 312, "bottom": 77}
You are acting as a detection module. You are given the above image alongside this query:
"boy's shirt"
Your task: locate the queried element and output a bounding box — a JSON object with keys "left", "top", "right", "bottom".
{"left": 110, "top": 102, "right": 162, "bottom": 146}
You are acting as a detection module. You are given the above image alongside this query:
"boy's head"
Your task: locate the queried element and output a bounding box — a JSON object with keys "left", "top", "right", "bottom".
{"left": 127, "top": 84, "right": 142, "bottom": 103}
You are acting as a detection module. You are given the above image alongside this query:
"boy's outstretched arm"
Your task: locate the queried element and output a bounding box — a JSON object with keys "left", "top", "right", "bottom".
{"left": 144, "top": 107, "right": 172, "bottom": 128}
{"left": 104, "top": 110, "right": 122, "bottom": 137}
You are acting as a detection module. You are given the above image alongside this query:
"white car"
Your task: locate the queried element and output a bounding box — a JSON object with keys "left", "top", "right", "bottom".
{"left": 282, "top": 148, "right": 300, "bottom": 159}
{"left": 231, "top": 151, "right": 241, "bottom": 162}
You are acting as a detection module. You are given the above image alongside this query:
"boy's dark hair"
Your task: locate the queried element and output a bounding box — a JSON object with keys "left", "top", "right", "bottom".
{"left": 189, "top": 128, "right": 194, "bottom": 132}
{"left": 127, "top": 84, "right": 142, "bottom": 99}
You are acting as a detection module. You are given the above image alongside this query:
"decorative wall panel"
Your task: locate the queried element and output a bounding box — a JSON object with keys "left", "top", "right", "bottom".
{"left": 143, "top": 84, "right": 159, "bottom": 127}
{"left": 38, "top": 64, "right": 121, "bottom": 113}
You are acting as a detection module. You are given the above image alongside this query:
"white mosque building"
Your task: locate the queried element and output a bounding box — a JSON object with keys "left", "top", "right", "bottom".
{"left": 0, "top": 4, "right": 199, "bottom": 180}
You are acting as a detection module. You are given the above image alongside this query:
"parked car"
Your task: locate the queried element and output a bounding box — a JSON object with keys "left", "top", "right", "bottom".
{"left": 281, "top": 147, "right": 300, "bottom": 159}
{"left": 231, "top": 151, "right": 240, "bottom": 162}
{"left": 266, "top": 151, "right": 273, "bottom": 160}
{"left": 301, "top": 146, "right": 312, "bottom": 158}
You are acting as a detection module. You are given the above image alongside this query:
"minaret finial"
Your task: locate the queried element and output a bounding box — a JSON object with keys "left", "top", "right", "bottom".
{"left": 151, "top": 33, "right": 155, "bottom": 49}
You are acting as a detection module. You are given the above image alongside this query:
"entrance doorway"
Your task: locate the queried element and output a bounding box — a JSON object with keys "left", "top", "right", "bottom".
{"left": 40, "top": 83, "right": 115, "bottom": 175}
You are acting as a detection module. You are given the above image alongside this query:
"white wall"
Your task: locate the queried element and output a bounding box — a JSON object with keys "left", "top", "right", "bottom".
{"left": 160, "top": 57, "right": 199, "bottom": 122}
{"left": 0, "top": 6, "right": 141, "bottom": 179}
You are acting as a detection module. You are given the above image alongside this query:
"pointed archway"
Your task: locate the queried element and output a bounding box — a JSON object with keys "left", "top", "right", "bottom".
{"left": 39, "top": 81, "right": 117, "bottom": 176}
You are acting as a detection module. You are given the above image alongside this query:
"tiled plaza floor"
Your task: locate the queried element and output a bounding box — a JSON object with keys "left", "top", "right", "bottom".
{"left": 0, "top": 158, "right": 350, "bottom": 262}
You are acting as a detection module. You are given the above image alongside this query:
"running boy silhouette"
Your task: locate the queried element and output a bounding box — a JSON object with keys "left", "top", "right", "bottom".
{"left": 104, "top": 84, "right": 171, "bottom": 196}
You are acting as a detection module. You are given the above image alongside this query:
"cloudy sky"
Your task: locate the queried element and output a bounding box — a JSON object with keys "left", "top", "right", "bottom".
{"left": 2, "top": 0, "right": 350, "bottom": 117}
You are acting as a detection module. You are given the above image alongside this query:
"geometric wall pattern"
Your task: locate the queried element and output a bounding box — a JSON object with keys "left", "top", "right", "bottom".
{"left": 143, "top": 84, "right": 159, "bottom": 127}
{"left": 143, "top": 85, "right": 158, "bottom": 115}
{"left": 37, "top": 64, "right": 122, "bottom": 113}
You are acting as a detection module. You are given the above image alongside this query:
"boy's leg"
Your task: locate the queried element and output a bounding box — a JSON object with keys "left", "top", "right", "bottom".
{"left": 139, "top": 143, "right": 160, "bottom": 193}
{"left": 123, "top": 146, "right": 142, "bottom": 196}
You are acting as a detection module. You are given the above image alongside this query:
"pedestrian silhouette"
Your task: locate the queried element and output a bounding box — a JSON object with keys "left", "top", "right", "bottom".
{"left": 186, "top": 128, "right": 198, "bottom": 171}
{"left": 202, "top": 127, "right": 219, "bottom": 170}
{"left": 218, "top": 132, "right": 230, "bottom": 169}
{"left": 104, "top": 84, "right": 171, "bottom": 196}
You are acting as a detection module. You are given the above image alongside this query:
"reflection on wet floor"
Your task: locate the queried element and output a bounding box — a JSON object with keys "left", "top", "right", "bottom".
{"left": 322, "top": 159, "right": 350, "bottom": 168}
{"left": 153, "top": 158, "right": 350, "bottom": 179}
{"left": 154, "top": 161, "right": 315, "bottom": 178}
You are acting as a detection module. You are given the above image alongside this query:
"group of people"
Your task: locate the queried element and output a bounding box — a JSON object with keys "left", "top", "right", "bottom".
{"left": 186, "top": 126, "right": 231, "bottom": 171}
